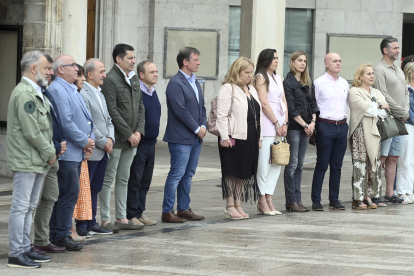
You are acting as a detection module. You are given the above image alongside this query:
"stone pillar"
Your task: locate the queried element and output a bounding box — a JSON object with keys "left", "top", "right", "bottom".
{"left": 240, "top": 0, "right": 285, "bottom": 71}
{"left": 62, "top": 0, "right": 88, "bottom": 64}
{"left": 23, "top": 0, "right": 63, "bottom": 57}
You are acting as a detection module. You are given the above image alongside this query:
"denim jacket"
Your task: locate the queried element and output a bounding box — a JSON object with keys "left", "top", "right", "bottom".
{"left": 406, "top": 85, "right": 414, "bottom": 125}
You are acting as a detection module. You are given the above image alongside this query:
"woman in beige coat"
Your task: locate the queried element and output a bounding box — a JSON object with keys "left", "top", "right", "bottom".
{"left": 348, "top": 63, "right": 389, "bottom": 209}
{"left": 216, "top": 57, "right": 262, "bottom": 220}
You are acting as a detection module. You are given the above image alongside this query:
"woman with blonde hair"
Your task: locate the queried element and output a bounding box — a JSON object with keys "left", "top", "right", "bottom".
{"left": 348, "top": 63, "right": 389, "bottom": 209}
{"left": 283, "top": 51, "right": 318, "bottom": 212}
{"left": 254, "top": 48, "right": 287, "bottom": 215}
{"left": 216, "top": 57, "right": 262, "bottom": 219}
{"left": 395, "top": 62, "right": 414, "bottom": 203}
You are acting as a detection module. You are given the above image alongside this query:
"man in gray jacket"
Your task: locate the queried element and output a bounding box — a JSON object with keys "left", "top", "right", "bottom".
{"left": 77, "top": 58, "right": 114, "bottom": 236}
{"left": 100, "top": 44, "right": 145, "bottom": 232}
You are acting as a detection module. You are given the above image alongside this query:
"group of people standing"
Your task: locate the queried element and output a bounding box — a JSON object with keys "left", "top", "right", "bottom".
{"left": 215, "top": 36, "right": 414, "bottom": 218}
{"left": 6, "top": 35, "right": 414, "bottom": 269}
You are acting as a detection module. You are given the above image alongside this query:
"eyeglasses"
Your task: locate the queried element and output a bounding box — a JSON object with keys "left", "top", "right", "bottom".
{"left": 61, "top": 63, "right": 77, "bottom": 68}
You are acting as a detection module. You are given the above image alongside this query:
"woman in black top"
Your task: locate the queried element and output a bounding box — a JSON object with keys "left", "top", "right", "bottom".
{"left": 283, "top": 51, "right": 319, "bottom": 212}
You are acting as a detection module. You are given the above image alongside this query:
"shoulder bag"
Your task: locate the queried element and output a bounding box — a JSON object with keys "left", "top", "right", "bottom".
{"left": 270, "top": 135, "right": 290, "bottom": 166}
{"left": 207, "top": 85, "right": 235, "bottom": 137}
{"left": 376, "top": 110, "right": 408, "bottom": 142}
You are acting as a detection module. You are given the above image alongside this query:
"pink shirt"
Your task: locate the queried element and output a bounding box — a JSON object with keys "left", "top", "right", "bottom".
{"left": 314, "top": 72, "right": 349, "bottom": 121}
{"left": 260, "top": 73, "right": 286, "bottom": 136}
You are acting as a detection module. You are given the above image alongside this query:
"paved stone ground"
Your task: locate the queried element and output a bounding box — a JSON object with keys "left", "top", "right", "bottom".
{"left": 0, "top": 142, "right": 414, "bottom": 275}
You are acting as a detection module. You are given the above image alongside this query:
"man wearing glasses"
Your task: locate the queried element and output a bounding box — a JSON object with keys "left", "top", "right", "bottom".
{"left": 47, "top": 55, "right": 95, "bottom": 251}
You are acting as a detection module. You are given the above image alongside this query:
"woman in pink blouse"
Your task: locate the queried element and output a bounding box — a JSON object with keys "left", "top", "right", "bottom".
{"left": 254, "top": 49, "right": 288, "bottom": 215}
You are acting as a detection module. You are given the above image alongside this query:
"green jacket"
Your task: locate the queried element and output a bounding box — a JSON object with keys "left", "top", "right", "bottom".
{"left": 101, "top": 65, "right": 145, "bottom": 149}
{"left": 7, "top": 78, "right": 56, "bottom": 173}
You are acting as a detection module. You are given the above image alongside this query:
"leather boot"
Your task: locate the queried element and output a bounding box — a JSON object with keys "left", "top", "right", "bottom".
{"left": 285, "top": 202, "right": 303, "bottom": 212}
{"left": 298, "top": 202, "right": 310, "bottom": 212}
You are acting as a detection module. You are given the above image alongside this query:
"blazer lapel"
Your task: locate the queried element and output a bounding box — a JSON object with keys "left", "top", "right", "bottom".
{"left": 85, "top": 84, "right": 105, "bottom": 117}
{"left": 178, "top": 71, "right": 199, "bottom": 104}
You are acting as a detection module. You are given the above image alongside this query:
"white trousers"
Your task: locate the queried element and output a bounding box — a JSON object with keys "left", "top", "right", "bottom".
{"left": 396, "top": 124, "right": 414, "bottom": 195}
{"left": 257, "top": 136, "right": 281, "bottom": 195}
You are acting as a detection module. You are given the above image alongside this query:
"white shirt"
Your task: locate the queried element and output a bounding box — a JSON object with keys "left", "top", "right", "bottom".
{"left": 84, "top": 81, "right": 104, "bottom": 111}
{"left": 365, "top": 102, "right": 387, "bottom": 118}
{"left": 115, "top": 64, "right": 135, "bottom": 86}
{"left": 22, "top": 76, "right": 44, "bottom": 102}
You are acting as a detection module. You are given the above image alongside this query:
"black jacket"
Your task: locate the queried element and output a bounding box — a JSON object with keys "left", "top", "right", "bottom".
{"left": 283, "top": 72, "right": 319, "bottom": 130}
{"left": 43, "top": 87, "right": 63, "bottom": 155}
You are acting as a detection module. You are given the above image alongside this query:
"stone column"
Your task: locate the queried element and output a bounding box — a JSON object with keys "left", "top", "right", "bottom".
{"left": 240, "top": 0, "right": 286, "bottom": 71}
{"left": 62, "top": 0, "right": 88, "bottom": 64}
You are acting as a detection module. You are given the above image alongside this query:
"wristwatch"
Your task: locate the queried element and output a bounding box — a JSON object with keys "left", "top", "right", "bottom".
{"left": 311, "top": 119, "right": 315, "bottom": 123}
{"left": 378, "top": 102, "right": 382, "bottom": 109}
{"left": 304, "top": 123, "right": 309, "bottom": 128}
{"left": 284, "top": 121, "right": 289, "bottom": 126}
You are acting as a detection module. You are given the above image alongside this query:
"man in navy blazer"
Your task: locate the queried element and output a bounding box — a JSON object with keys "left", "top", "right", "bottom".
{"left": 32, "top": 54, "right": 67, "bottom": 254}
{"left": 47, "top": 55, "right": 95, "bottom": 251}
{"left": 161, "top": 47, "right": 206, "bottom": 223}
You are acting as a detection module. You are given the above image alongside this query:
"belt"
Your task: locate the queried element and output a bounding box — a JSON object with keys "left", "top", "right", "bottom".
{"left": 318, "top": 118, "right": 347, "bottom": 125}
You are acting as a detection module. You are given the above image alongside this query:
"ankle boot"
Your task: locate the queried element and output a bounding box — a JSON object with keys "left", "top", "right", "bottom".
{"left": 285, "top": 202, "right": 303, "bottom": 212}
{"left": 298, "top": 202, "right": 310, "bottom": 212}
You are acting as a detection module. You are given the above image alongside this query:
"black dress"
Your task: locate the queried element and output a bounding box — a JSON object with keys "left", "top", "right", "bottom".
{"left": 218, "top": 93, "right": 261, "bottom": 202}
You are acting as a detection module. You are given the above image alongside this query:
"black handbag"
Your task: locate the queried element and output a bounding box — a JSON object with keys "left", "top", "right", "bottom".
{"left": 376, "top": 110, "right": 408, "bottom": 142}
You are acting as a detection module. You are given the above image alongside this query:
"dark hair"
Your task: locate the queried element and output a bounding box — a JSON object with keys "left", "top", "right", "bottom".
{"left": 380, "top": 37, "right": 398, "bottom": 55}
{"left": 176, "top": 47, "right": 200, "bottom": 69}
{"left": 254, "top": 49, "right": 277, "bottom": 92}
{"left": 75, "top": 64, "right": 84, "bottom": 92}
{"left": 43, "top": 53, "right": 54, "bottom": 64}
{"left": 136, "top": 60, "right": 152, "bottom": 78}
{"left": 402, "top": 55, "right": 414, "bottom": 70}
{"left": 112, "top": 43, "right": 134, "bottom": 63}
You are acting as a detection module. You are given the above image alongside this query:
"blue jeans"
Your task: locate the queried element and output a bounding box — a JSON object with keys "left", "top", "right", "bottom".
{"left": 311, "top": 121, "right": 348, "bottom": 203}
{"left": 284, "top": 130, "right": 309, "bottom": 203}
{"left": 9, "top": 171, "right": 46, "bottom": 256}
{"left": 49, "top": 161, "right": 81, "bottom": 241}
{"left": 127, "top": 144, "right": 156, "bottom": 219}
{"left": 76, "top": 155, "right": 108, "bottom": 229}
{"left": 162, "top": 140, "right": 201, "bottom": 214}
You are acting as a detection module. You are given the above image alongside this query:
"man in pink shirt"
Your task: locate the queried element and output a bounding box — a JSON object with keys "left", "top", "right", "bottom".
{"left": 311, "top": 53, "right": 350, "bottom": 211}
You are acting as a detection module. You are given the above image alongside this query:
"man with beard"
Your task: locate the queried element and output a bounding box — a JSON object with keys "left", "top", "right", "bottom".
{"left": 7, "top": 51, "right": 56, "bottom": 268}
{"left": 47, "top": 55, "right": 95, "bottom": 251}
{"left": 32, "top": 54, "right": 67, "bottom": 255}
{"left": 373, "top": 37, "right": 410, "bottom": 205}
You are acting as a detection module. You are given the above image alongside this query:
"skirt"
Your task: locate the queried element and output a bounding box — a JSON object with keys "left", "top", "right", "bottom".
{"left": 72, "top": 161, "right": 92, "bottom": 220}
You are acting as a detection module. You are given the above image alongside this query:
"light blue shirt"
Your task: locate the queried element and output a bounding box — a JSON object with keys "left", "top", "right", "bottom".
{"left": 178, "top": 70, "right": 205, "bottom": 134}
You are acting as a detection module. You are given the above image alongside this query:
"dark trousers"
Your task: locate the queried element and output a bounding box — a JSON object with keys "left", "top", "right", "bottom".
{"left": 76, "top": 154, "right": 108, "bottom": 229}
{"left": 311, "top": 121, "right": 348, "bottom": 203}
{"left": 126, "top": 144, "right": 156, "bottom": 220}
{"left": 49, "top": 161, "right": 81, "bottom": 241}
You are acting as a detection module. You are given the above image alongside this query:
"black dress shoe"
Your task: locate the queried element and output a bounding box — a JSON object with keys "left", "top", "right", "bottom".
{"left": 26, "top": 247, "right": 51, "bottom": 263}
{"left": 76, "top": 228, "right": 91, "bottom": 238}
{"left": 87, "top": 224, "right": 113, "bottom": 235}
{"left": 35, "top": 243, "right": 66, "bottom": 253}
{"left": 7, "top": 253, "right": 41, "bottom": 268}
{"left": 312, "top": 202, "right": 324, "bottom": 211}
{"left": 55, "top": 236, "right": 83, "bottom": 251}
{"left": 329, "top": 200, "right": 345, "bottom": 210}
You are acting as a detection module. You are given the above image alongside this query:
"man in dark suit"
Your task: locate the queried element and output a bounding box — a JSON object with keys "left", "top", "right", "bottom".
{"left": 48, "top": 54, "right": 95, "bottom": 251}
{"left": 32, "top": 54, "right": 67, "bottom": 254}
{"left": 161, "top": 47, "right": 206, "bottom": 223}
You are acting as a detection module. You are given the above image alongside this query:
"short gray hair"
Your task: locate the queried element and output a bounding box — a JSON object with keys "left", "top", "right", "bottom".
{"left": 84, "top": 58, "right": 101, "bottom": 77}
{"left": 380, "top": 37, "right": 398, "bottom": 55}
{"left": 21, "top": 50, "right": 44, "bottom": 73}
{"left": 52, "top": 58, "right": 64, "bottom": 75}
{"left": 136, "top": 60, "right": 152, "bottom": 78}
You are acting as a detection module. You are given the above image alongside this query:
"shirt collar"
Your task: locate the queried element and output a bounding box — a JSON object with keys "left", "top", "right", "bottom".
{"left": 381, "top": 59, "right": 395, "bottom": 69}
{"left": 84, "top": 81, "right": 101, "bottom": 94}
{"left": 22, "top": 76, "right": 41, "bottom": 92}
{"left": 55, "top": 76, "right": 78, "bottom": 93}
{"left": 139, "top": 80, "right": 155, "bottom": 96}
{"left": 116, "top": 64, "right": 136, "bottom": 79}
{"left": 324, "top": 72, "right": 340, "bottom": 81}
{"left": 179, "top": 69, "right": 196, "bottom": 83}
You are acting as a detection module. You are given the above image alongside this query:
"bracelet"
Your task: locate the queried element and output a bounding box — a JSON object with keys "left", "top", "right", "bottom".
{"left": 304, "top": 123, "right": 309, "bottom": 128}
{"left": 273, "top": 120, "right": 278, "bottom": 126}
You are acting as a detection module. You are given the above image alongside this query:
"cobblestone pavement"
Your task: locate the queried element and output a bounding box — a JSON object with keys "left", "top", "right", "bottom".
{"left": 0, "top": 142, "right": 413, "bottom": 275}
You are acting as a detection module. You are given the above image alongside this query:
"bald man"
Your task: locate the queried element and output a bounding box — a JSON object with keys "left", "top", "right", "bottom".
{"left": 311, "top": 53, "right": 349, "bottom": 211}
{"left": 47, "top": 55, "right": 95, "bottom": 251}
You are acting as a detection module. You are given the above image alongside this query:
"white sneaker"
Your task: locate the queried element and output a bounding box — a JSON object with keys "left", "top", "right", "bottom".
{"left": 409, "top": 194, "right": 414, "bottom": 202}
{"left": 405, "top": 194, "right": 414, "bottom": 204}
{"left": 398, "top": 194, "right": 412, "bottom": 204}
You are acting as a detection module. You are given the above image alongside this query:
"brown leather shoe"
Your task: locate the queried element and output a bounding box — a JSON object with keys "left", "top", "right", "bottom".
{"left": 298, "top": 202, "right": 310, "bottom": 212}
{"left": 177, "top": 209, "right": 204, "bottom": 221}
{"left": 285, "top": 202, "right": 306, "bottom": 212}
{"left": 34, "top": 243, "right": 66, "bottom": 253}
{"left": 30, "top": 244, "right": 45, "bottom": 255}
{"left": 161, "top": 211, "right": 186, "bottom": 223}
